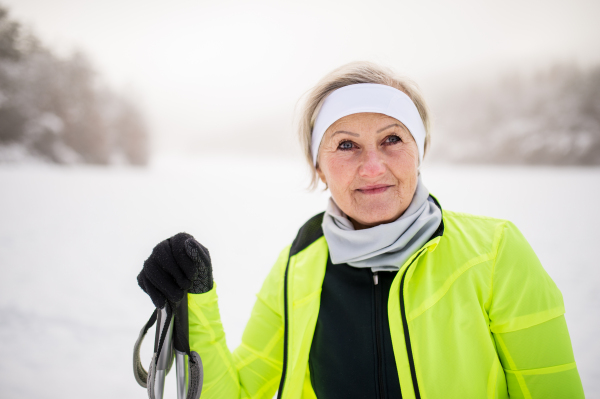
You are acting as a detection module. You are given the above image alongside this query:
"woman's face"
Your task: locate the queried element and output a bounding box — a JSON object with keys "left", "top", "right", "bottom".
{"left": 316, "top": 112, "right": 419, "bottom": 230}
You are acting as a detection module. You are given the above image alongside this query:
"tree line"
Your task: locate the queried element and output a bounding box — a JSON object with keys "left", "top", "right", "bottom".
{"left": 0, "top": 5, "right": 148, "bottom": 165}
{"left": 430, "top": 63, "right": 600, "bottom": 165}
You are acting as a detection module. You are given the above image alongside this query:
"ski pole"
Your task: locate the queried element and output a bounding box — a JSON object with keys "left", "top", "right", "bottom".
{"left": 175, "top": 295, "right": 189, "bottom": 399}
{"left": 153, "top": 306, "right": 174, "bottom": 399}
{"left": 134, "top": 297, "right": 203, "bottom": 399}
{"left": 175, "top": 349, "right": 187, "bottom": 399}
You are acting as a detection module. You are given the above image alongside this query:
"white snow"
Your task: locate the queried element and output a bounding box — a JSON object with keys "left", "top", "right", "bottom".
{"left": 0, "top": 156, "right": 598, "bottom": 398}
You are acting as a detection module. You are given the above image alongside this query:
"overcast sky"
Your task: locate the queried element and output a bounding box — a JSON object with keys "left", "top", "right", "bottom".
{"left": 5, "top": 0, "right": 600, "bottom": 155}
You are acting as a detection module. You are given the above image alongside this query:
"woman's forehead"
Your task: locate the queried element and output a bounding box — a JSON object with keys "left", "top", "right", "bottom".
{"left": 327, "top": 113, "right": 408, "bottom": 133}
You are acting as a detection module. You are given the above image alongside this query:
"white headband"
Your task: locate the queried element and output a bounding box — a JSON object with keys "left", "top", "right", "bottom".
{"left": 311, "top": 83, "right": 426, "bottom": 165}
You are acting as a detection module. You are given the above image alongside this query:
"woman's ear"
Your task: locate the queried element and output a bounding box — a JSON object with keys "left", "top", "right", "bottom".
{"left": 316, "top": 164, "right": 327, "bottom": 185}
{"left": 316, "top": 164, "right": 329, "bottom": 191}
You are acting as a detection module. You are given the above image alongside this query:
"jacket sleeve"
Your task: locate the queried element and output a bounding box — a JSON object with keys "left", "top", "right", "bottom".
{"left": 489, "top": 221, "right": 585, "bottom": 398}
{"left": 186, "top": 245, "right": 290, "bottom": 399}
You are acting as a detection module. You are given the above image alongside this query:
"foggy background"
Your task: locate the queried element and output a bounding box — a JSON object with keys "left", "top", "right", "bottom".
{"left": 2, "top": 0, "right": 600, "bottom": 164}
{"left": 0, "top": 0, "right": 599, "bottom": 398}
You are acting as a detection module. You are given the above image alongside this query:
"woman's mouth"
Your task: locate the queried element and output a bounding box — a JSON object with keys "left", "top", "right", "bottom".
{"left": 356, "top": 184, "right": 393, "bottom": 194}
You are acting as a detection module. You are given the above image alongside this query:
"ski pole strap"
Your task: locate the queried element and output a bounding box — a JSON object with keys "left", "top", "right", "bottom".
{"left": 174, "top": 295, "right": 190, "bottom": 354}
{"left": 133, "top": 306, "right": 175, "bottom": 390}
{"left": 186, "top": 351, "right": 204, "bottom": 399}
{"left": 133, "top": 309, "right": 158, "bottom": 388}
{"left": 174, "top": 294, "right": 203, "bottom": 399}
{"left": 154, "top": 303, "right": 174, "bottom": 370}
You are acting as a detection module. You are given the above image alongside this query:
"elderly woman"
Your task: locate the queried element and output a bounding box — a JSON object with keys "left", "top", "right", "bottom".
{"left": 136, "top": 62, "right": 585, "bottom": 398}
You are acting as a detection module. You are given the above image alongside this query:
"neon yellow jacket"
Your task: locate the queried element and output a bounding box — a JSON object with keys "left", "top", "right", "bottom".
{"left": 188, "top": 209, "right": 585, "bottom": 398}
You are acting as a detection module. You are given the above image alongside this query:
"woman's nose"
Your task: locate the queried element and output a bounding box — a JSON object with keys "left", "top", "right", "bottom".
{"left": 359, "top": 149, "right": 386, "bottom": 178}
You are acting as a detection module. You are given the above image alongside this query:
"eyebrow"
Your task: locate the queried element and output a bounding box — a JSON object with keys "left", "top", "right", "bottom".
{"left": 377, "top": 123, "right": 402, "bottom": 133}
{"left": 330, "top": 130, "right": 360, "bottom": 138}
{"left": 331, "top": 123, "right": 403, "bottom": 138}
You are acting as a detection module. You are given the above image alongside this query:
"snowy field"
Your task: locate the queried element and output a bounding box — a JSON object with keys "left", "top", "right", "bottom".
{"left": 0, "top": 155, "right": 599, "bottom": 398}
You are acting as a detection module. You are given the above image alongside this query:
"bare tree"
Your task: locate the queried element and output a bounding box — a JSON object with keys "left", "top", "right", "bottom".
{"left": 0, "top": 4, "right": 150, "bottom": 165}
{"left": 430, "top": 64, "right": 600, "bottom": 165}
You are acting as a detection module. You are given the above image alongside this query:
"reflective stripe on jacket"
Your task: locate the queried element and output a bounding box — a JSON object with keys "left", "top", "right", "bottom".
{"left": 187, "top": 209, "right": 585, "bottom": 398}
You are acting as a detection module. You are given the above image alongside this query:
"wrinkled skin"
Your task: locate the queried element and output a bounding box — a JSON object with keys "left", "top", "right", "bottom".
{"left": 316, "top": 112, "right": 419, "bottom": 230}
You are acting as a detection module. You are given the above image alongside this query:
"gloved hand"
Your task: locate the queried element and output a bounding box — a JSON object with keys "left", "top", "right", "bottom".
{"left": 137, "top": 232, "right": 213, "bottom": 309}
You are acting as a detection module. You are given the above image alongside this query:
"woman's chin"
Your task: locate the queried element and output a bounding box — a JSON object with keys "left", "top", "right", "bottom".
{"left": 349, "top": 209, "right": 403, "bottom": 229}
{"left": 347, "top": 197, "right": 406, "bottom": 228}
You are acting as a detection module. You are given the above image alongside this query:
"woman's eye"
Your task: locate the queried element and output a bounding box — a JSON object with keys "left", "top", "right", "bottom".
{"left": 338, "top": 141, "right": 354, "bottom": 150}
{"left": 384, "top": 135, "right": 402, "bottom": 145}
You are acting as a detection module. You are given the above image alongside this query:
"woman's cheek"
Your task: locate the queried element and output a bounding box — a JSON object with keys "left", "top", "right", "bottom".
{"left": 331, "top": 160, "right": 355, "bottom": 187}
{"left": 391, "top": 147, "right": 419, "bottom": 172}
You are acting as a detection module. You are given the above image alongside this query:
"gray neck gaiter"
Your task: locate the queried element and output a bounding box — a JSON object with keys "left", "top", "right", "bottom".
{"left": 322, "top": 176, "right": 442, "bottom": 273}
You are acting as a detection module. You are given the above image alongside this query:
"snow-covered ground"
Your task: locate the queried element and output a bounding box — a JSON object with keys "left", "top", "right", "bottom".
{"left": 0, "top": 156, "right": 598, "bottom": 398}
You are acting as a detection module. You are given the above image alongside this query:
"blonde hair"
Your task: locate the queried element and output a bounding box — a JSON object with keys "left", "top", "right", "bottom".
{"left": 296, "top": 61, "right": 432, "bottom": 190}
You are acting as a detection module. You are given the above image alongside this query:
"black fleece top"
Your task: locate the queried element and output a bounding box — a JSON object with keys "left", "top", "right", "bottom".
{"left": 309, "top": 256, "right": 402, "bottom": 398}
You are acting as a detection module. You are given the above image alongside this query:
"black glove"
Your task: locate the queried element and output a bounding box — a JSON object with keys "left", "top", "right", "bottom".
{"left": 137, "top": 232, "right": 213, "bottom": 309}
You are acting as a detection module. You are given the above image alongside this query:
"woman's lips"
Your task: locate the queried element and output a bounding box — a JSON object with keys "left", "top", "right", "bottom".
{"left": 356, "top": 184, "right": 393, "bottom": 194}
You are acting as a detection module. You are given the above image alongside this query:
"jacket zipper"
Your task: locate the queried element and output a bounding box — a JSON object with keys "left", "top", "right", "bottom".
{"left": 279, "top": 246, "right": 428, "bottom": 398}
{"left": 399, "top": 250, "right": 425, "bottom": 399}
{"left": 277, "top": 256, "right": 292, "bottom": 399}
{"left": 373, "top": 271, "right": 386, "bottom": 399}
